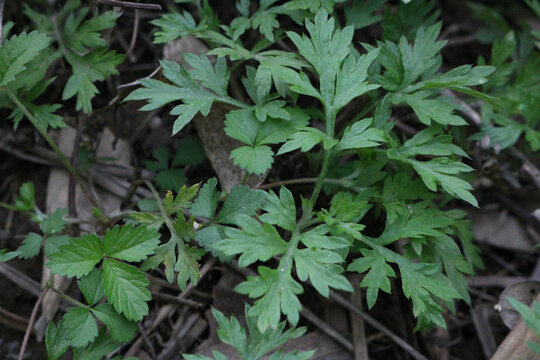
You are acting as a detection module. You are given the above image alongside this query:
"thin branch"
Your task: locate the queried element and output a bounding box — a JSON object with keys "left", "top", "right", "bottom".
{"left": 300, "top": 306, "right": 354, "bottom": 352}
{"left": 0, "top": 0, "right": 4, "bottom": 45}
{"left": 68, "top": 116, "right": 84, "bottom": 238}
{"left": 138, "top": 323, "right": 157, "bottom": 360}
{"left": 330, "top": 291, "right": 429, "bottom": 360}
{"left": 117, "top": 66, "right": 161, "bottom": 89}
{"left": 126, "top": 10, "right": 140, "bottom": 62}
{"left": 4, "top": 88, "right": 99, "bottom": 208}
{"left": 95, "top": 0, "right": 161, "bottom": 11}
{"left": 18, "top": 288, "right": 48, "bottom": 360}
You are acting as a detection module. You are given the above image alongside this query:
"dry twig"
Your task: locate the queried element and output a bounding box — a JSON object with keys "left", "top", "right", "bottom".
{"left": 18, "top": 288, "right": 48, "bottom": 360}
{"left": 95, "top": 0, "right": 161, "bottom": 11}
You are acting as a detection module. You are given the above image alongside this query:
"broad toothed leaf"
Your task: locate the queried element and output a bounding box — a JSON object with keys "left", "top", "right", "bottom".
{"left": 102, "top": 258, "right": 151, "bottom": 321}
{"left": 47, "top": 234, "right": 103, "bottom": 278}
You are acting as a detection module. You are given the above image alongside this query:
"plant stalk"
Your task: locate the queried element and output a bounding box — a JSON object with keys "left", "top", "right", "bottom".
{"left": 4, "top": 87, "right": 99, "bottom": 208}
{"left": 47, "top": 283, "right": 90, "bottom": 309}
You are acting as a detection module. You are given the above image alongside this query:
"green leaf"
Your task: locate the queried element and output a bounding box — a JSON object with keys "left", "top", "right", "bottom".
{"left": 129, "top": 212, "right": 163, "bottom": 230}
{"left": 92, "top": 303, "right": 137, "bottom": 343}
{"left": 225, "top": 108, "right": 260, "bottom": 146}
{"left": 244, "top": 309, "right": 308, "bottom": 359}
{"left": 0, "top": 249, "right": 19, "bottom": 262}
{"left": 156, "top": 169, "right": 187, "bottom": 192}
{"left": 387, "top": 130, "right": 477, "bottom": 206}
{"left": 151, "top": 11, "right": 200, "bottom": 43}
{"left": 287, "top": 9, "right": 354, "bottom": 106}
{"left": 195, "top": 224, "right": 227, "bottom": 259}
{"left": 63, "top": 307, "right": 98, "bottom": 348}
{"left": 14, "top": 181, "right": 36, "bottom": 211}
{"left": 393, "top": 92, "right": 467, "bottom": 126}
{"left": 144, "top": 146, "right": 169, "bottom": 171}
{"left": 217, "top": 215, "right": 288, "bottom": 267}
{"left": 17, "top": 233, "right": 43, "bottom": 259}
{"left": 47, "top": 234, "right": 103, "bottom": 278}
{"left": 382, "top": 0, "right": 438, "bottom": 41}
{"left": 184, "top": 54, "right": 230, "bottom": 97}
{"left": 174, "top": 244, "right": 205, "bottom": 291}
{"left": 172, "top": 136, "right": 206, "bottom": 166}
{"left": 163, "top": 183, "right": 199, "bottom": 215}
{"left": 348, "top": 249, "right": 395, "bottom": 308}
{"left": 212, "top": 307, "right": 247, "bottom": 354}
{"left": 0, "top": 30, "right": 50, "bottom": 86}
{"left": 63, "top": 9, "right": 119, "bottom": 53}
{"left": 102, "top": 258, "right": 151, "bottom": 321}
{"left": 78, "top": 268, "right": 105, "bottom": 306}
{"left": 45, "top": 321, "right": 70, "bottom": 360}
{"left": 329, "top": 192, "right": 371, "bottom": 223}
{"left": 175, "top": 244, "right": 205, "bottom": 291}
{"left": 260, "top": 187, "right": 297, "bottom": 232}
{"left": 278, "top": 128, "right": 333, "bottom": 155}
{"left": 103, "top": 224, "right": 160, "bottom": 262}
{"left": 294, "top": 248, "right": 352, "bottom": 297}
{"left": 62, "top": 48, "right": 124, "bottom": 113}
{"left": 254, "top": 100, "right": 290, "bottom": 122}
{"left": 209, "top": 305, "right": 310, "bottom": 359}
{"left": 44, "top": 235, "right": 70, "bottom": 257}
{"left": 255, "top": 109, "right": 310, "bottom": 145}
{"left": 183, "top": 355, "right": 215, "bottom": 360}
{"left": 399, "top": 260, "right": 461, "bottom": 330}
{"left": 334, "top": 49, "right": 380, "bottom": 111}
{"left": 217, "top": 186, "right": 266, "bottom": 224}
{"left": 394, "top": 127, "right": 468, "bottom": 158}
{"left": 125, "top": 59, "right": 227, "bottom": 134}
{"left": 40, "top": 208, "right": 68, "bottom": 235}
{"left": 336, "top": 118, "right": 386, "bottom": 151}
{"left": 508, "top": 298, "right": 540, "bottom": 334}
{"left": 300, "top": 226, "right": 351, "bottom": 250}
{"left": 381, "top": 171, "right": 433, "bottom": 222}
{"left": 407, "top": 158, "right": 477, "bottom": 207}
{"left": 191, "top": 178, "right": 219, "bottom": 219}
{"left": 73, "top": 328, "right": 119, "bottom": 360}
{"left": 345, "top": 0, "right": 387, "bottom": 29}
{"left": 236, "top": 266, "right": 303, "bottom": 331}
{"left": 231, "top": 145, "right": 274, "bottom": 175}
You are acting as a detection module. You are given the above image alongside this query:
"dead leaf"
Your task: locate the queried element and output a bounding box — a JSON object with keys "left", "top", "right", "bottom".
{"left": 497, "top": 280, "right": 540, "bottom": 329}
{"left": 472, "top": 209, "right": 534, "bottom": 252}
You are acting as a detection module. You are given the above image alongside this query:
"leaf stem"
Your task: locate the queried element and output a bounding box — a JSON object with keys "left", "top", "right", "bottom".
{"left": 257, "top": 176, "right": 354, "bottom": 190}
{"left": 308, "top": 106, "right": 336, "bottom": 207}
{"left": 309, "top": 150, "right": 331, "bottom": 205}
{"left": 47, "top": 283, "right": 89, "bottom": 309}
{"left": 4, "top": 87, "right": 99, "bottom": 208}
{"left": 219, "top": 96, "right": 249, "bottom": 109}
{"left": 145, "top": 180, "right": 175, "bottom": 235}
{"left": 277, "top": 105, "right": 337, "bottom": 276}
{"left": 0, "top": 201, "right": 21, "bottom": 212}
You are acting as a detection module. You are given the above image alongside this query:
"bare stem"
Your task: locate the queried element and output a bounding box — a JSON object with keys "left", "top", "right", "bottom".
{"left": 18, "top": 288, "right": 49, "bottom": 360}
{"left": 4, "top": 87, "right": 99, "bottom": 208}
{"left": 0, "top": 0, "right": 4, "bottom": 45}
{"left": 94, "top": 0, "right": 161, "bottom": 11}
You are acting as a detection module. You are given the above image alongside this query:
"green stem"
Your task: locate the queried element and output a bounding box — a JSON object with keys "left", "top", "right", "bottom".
{"left": 240, "top": 171, "right": 249, "bottom": 186}
{"left": 0, "top": 202, "right": 20, "bottom": 212}
{"left": 257, "top": 176, "right": 356, "bottom": 190}
{"left": 308, "top": 106, "right": 336, "bottom": 207}
{"left": 4, "top": 87, "right": 99, "bottom": 208}
{"left": 278, "top": 229, "right": 301, "bottom": 273}
{"left": 309, "top": 150, "right": 331, "bottom": 205}
{"left": 47, "top": 283, "right": 90, "bottom": 309}
{"left": 276, "top": 106, "right": 337, "bottom": 275}
{"left": 219, "top": 96, "right": 249, "bottom": 109}
{"left": 146, "top": 180, "right": 176, "bottom": 235}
